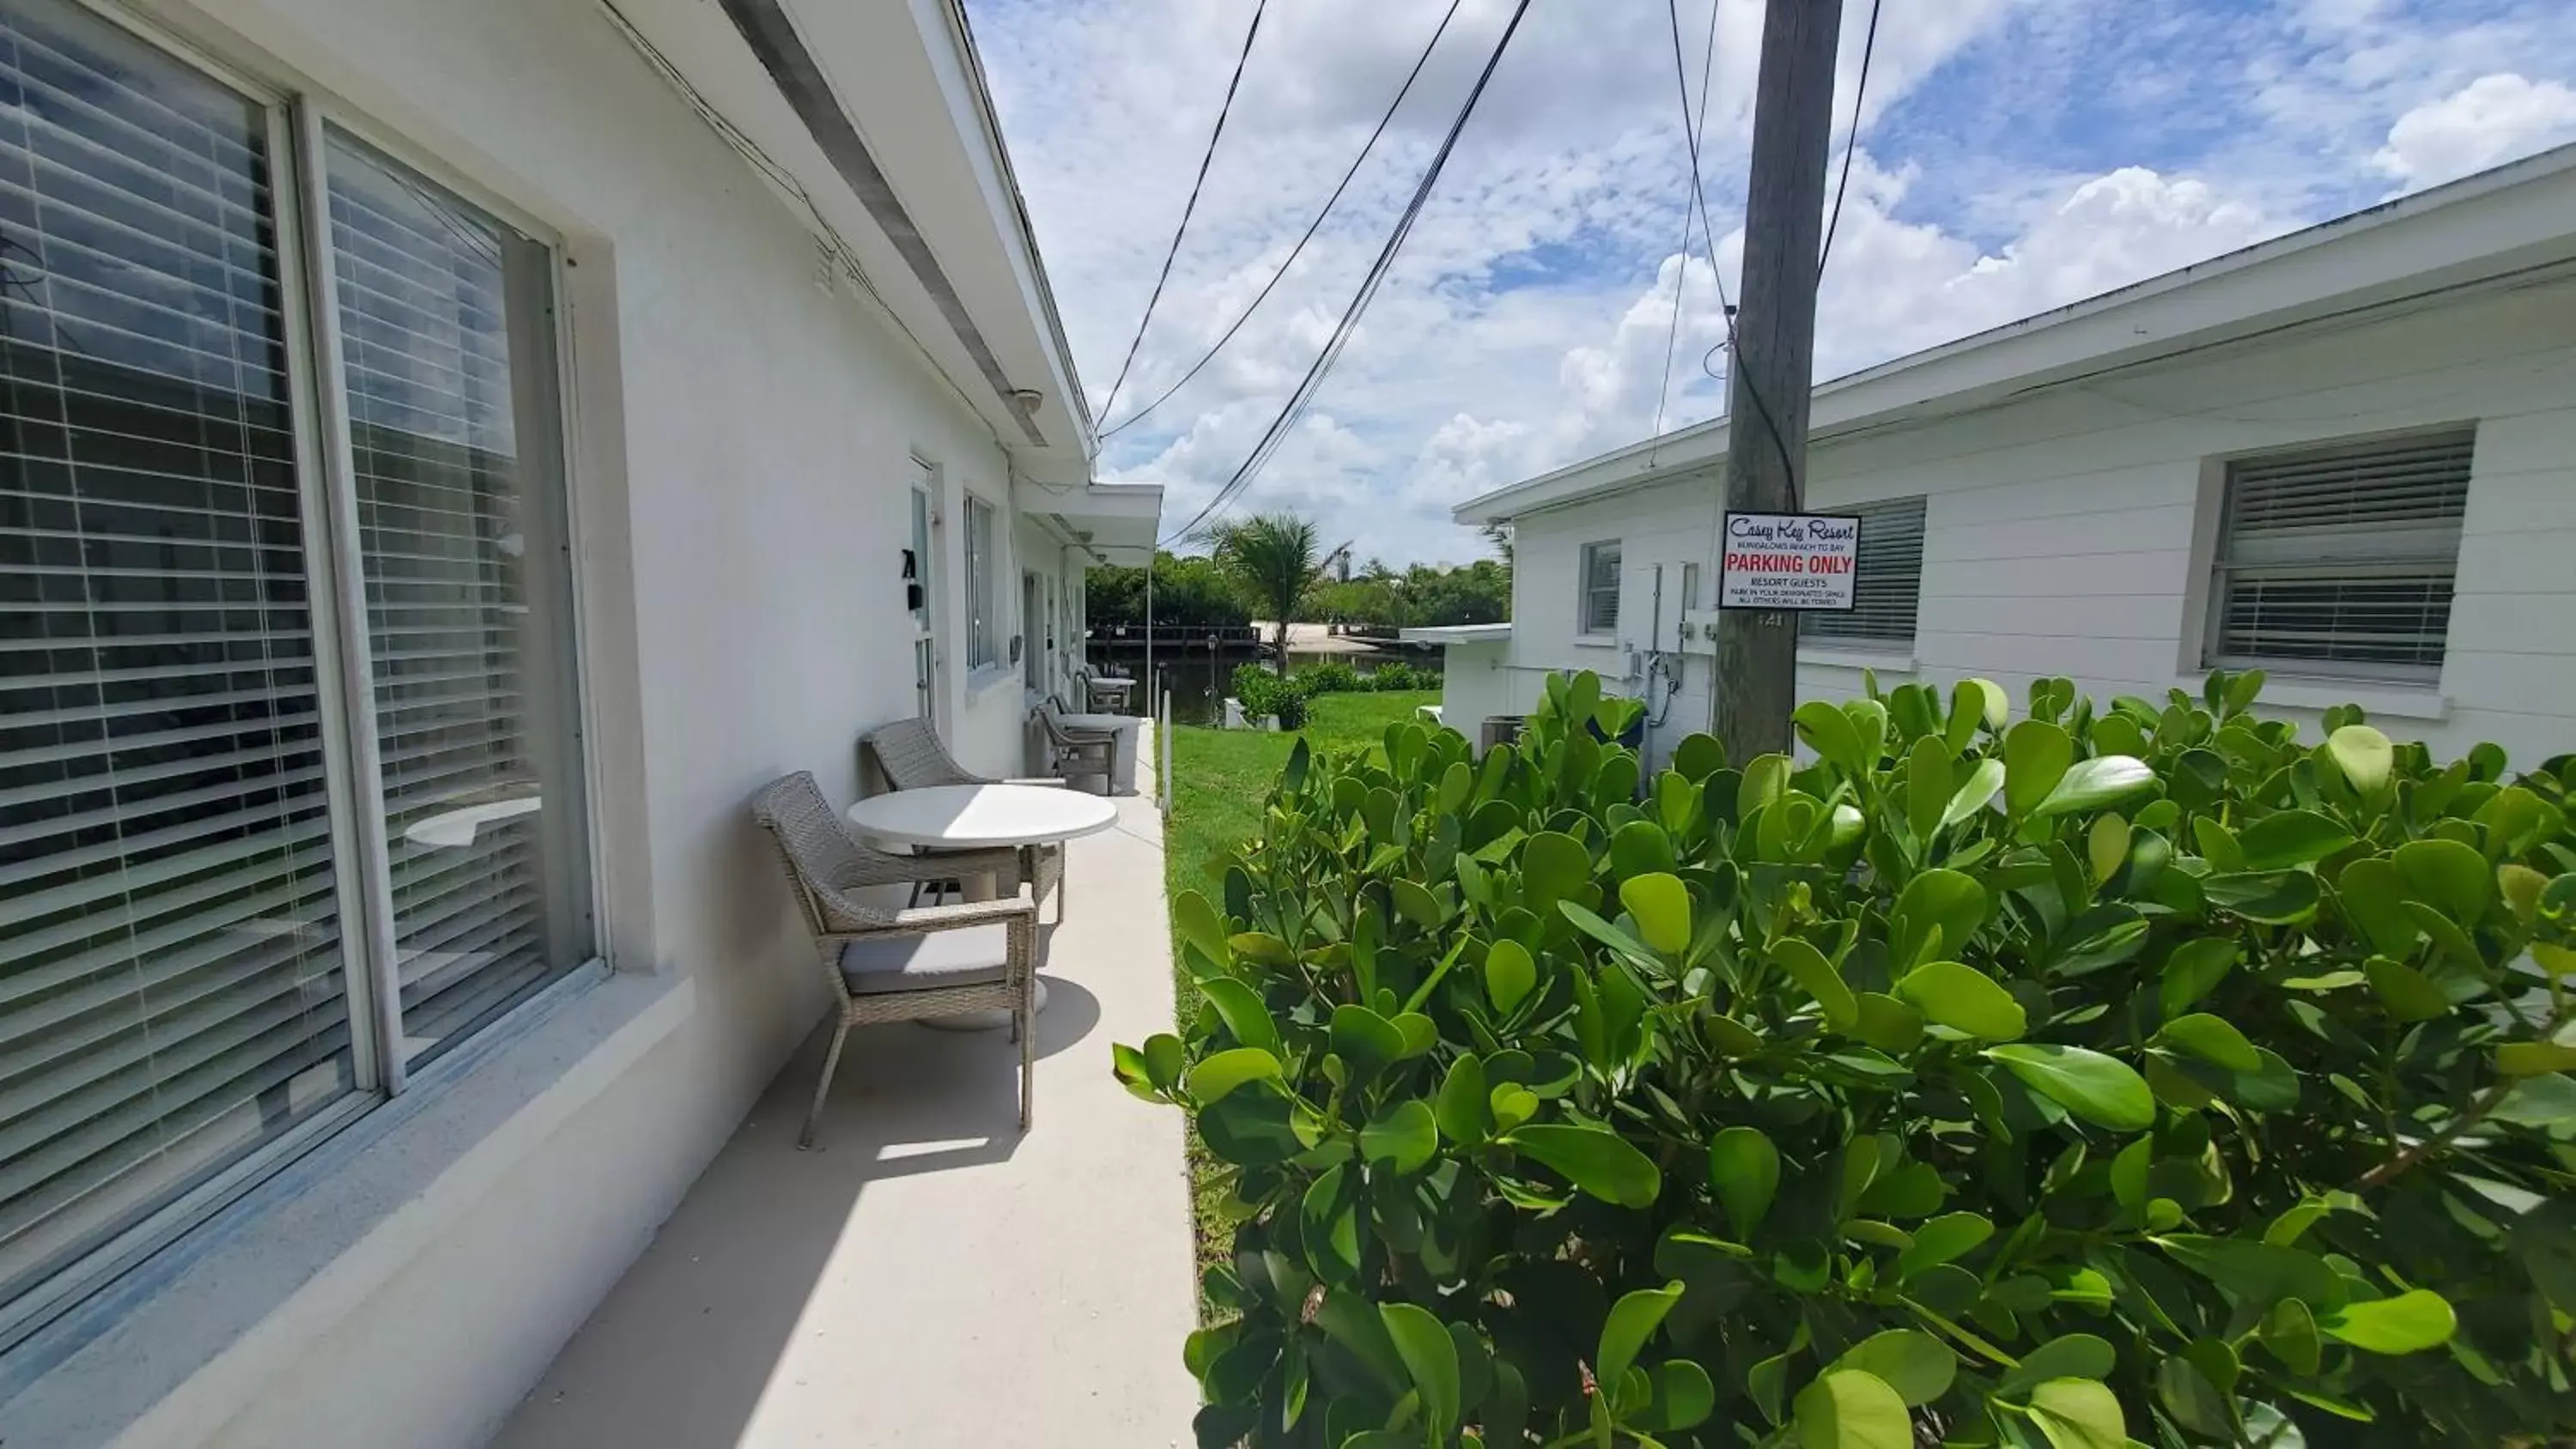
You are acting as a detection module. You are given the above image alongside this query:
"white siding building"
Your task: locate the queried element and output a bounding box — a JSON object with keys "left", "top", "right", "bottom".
{"left": 1451, "top": 143, "right": 2576, "bottom": 772}
{"left": 0, "top": 0, "right": 1155, "bottom": 1443}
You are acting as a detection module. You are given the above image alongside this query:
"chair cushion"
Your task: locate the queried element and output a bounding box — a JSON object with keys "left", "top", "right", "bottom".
{"left": 838, "top": 925, "right": 1012, "bottom": 995}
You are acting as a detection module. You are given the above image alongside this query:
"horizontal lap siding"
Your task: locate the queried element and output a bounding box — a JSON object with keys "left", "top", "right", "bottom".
{"left": 1507, "top": 277, "right": 2576, "bottom": 767}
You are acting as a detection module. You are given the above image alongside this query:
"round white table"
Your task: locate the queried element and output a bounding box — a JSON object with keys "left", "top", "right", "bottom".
{"left": 844, "top": 783, "right": 1119, "bottom": 1029}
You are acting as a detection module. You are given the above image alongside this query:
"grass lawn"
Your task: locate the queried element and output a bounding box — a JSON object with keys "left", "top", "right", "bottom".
{"left": 1162, "top": 689, "right": 1439, "bottom": 1299}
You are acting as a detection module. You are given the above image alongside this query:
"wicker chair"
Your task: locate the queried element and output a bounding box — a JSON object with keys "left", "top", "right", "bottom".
{"left": 861, "top": 718, "right": 1065, "bottom": 921}
{"left": 1037, "top": 700, "right": 1118, "bottom": 794}
{"left": 750, "top": 772, "right": 1037, "bottom": 1144}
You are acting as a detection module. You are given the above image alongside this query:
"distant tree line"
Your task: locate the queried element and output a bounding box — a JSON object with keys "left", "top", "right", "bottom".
{"left": 1085, "top": 520, "right": 1510, "bottom": 638}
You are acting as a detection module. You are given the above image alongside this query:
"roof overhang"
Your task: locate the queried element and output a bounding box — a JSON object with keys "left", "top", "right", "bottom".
{"left": 1457, "top": 141, "right": 2576, "bottom": 524}
{"left": 602, "top": 0, "right": 1092, "bottom": 482}
{"left": 1021, "top": 481, "right": 1164, "bottom": 563}
{"left": 1400, "top": 623, "right": 1512, "bottom": 646}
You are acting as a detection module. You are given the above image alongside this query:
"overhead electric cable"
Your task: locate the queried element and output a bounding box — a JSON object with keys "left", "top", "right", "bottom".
{"left": 1665, "top": 0, "right": 1800, "bottom": 492}
{"left": 1159, "top": 0, "right": 1537, "bottom": 545}
{"left": 1817, "top": 0, "right": 1882, "bottom": 277}
{"left": 1099, "top": 0, "right": 1466, "bottom": 442}
{"left": 1649, "top": 0, "right": 1721, "bottom": 446}
{"left": 1095, "top": 0, "right": 1268, "bottom": 426}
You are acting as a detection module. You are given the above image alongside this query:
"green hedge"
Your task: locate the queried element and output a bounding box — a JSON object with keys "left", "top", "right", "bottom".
{"left": 1119, "top": 669, "right": 2576, "bottom": 1447}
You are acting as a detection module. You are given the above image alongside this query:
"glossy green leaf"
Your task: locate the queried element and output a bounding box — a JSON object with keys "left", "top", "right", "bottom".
{"left": 1741, "top": 752, "right": 1794, "bottom": 818}
{"left": 2086, "top": 814, "right": 2130, "bottom": 884}
{"left": 2320, "top": 1289, "right": 2457, "bottom": 1354}
{"left": 1793, "top": 1368, "right": 1911, "bottom": 1449}
{"left": 2158, "top": 1234, "right": 2342, "bottom": 1309}
{"left": 1378, "top": 1301, "right": 1460, "bottom": 1438}
{"left": 1795, "top": 700, "right": 1867, "bottom": 775}
{"left": 2259, "top": 1298, "right": 2323, "bottom": 1376}
{"left": 1520, "top": 830, "right": 1592, "bottom": 917}
{"left": 1172, "top": 889, "right": 1232, "bottom": 970}
{"left": 1987, "top": 1044, "right": 2154, "bottom": 1131}
{"left": 2333, "top": 858, "right": 2421, "bottom": 955}
{"left": 1609, "top": 818, "right": 1679, "bottom": 878}
{"left": 1670, "top": 731, "right": 1726, "bottom": 781}
{"left": 1596, "top": 1281, "right": 1684, "bottom": 1390}
{"left": 2239, "top": 809, "right": 2354, "bottom": 870}
{"left": 1905, "top": 737, "right": 1953, "bottom": 845}
{"left": 1618, "top": 872, "right": 1692, "bottom": 954}
{"left": 1898, "top": 1211, "right": 1992, "bottom": 1279}
{"left": 1360, "top": 1099, "right": 1437, "bottom": 1173}
{"left": 1301, "top": 1165, "right": 1361, "bottom": 1282}
{"left": 2158, "top": 937, "right": 2238, "bottom": 1020}
{"left": 1185, "top": 1047, "right": 1281, "bottom": 1106}
{"left": 2033, "top": 755, "right": 2156, "bottom": 816}
{"left": 1835, "top": 1330, "right": 1954, "bottom": 1406}
{"left": 1896, "top": 960, "right": 2027, "bottom": 1040}
{"left": 2364, "top": 957, "right": 2451, "bottom": 1023}
{"left": 2028, "top": 1378, "right": 2127, "bottom": 1449}
{"left": 1484, "top": 938, "right": 1538, "bottom": 1016}
{"left": 1329, "top": 1004, "right": 1406, "bottom": 1070}
{"left": 1775, "top": 937, "right": 1858, "bottom": 1030}
{"left": 2324, "top": 723, "right": 2394, "bottom": 793}
{"left": 1643, "top": 1359, "right": 1716, "bottom": 1432}
{"left": 2156, "top": 1013, "right": 2261, "bottom": 1073}
{"left": 2497, "top": 1040, "right": 2576, "bottom": 1076}
{"left": 2395, "top": 837, "right": 2490, "bottom": 925}
{"left": 1892, "top": 869, "right": 1987, "bottom": 970}
{"left": 1195, "top": 977, "right": 1279, "bottom": 1054}
{"left": 1436, "top": 1052, "right": 1490, "bottom": 1143}
{"left": 1510, "top": 1124, "right": 1661, "bottom": 1208}
{"left": 2003, "top": 719, "right": 2075, "bottom": 816}
{"left": 1939, "top": 758, "right": 2007, "bottom": 833}
{"left": 1710, "top": 1125, "right": 1781, "bottom": 1239}
{"left": 1998, "top": 1335, "right": 2116, "bottom": 1395}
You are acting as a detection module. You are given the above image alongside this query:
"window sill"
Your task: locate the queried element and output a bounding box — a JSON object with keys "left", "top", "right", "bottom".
{"left": 2176, "top": 672, "right": 2450, "bottom": 722}
{"left": 967, "top": 664, "right": 1017, "bottom": 698}
{"left": 1572, "top": 636, "right": 1619, "bottom": 650}
{"left": 1801, "top": 644, "right": 1917, "bottom": 674}
{"left": 0, "top": 968, "right": 696, "bottom": 1442}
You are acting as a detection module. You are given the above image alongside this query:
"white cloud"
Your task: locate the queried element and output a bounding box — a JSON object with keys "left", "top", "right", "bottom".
{"left": 969, "top": 0, "right": 2576, "bottom": 563}
{"left": 2372, "top": 73, "right": 2576, "bottom": 191}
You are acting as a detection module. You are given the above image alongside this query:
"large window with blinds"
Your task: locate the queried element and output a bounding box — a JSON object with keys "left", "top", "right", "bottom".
{"left": 2204, "top": 429, "right": 2473, "bottom": 682}
{"left": 1803, "top": 496, "right": 1925, "bottom": 649}
{"left": 0, "top": 0, "right": 589, "bottom": 1343}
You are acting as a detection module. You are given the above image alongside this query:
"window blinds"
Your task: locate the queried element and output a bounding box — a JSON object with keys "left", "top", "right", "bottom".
{"left": 2210, "top": 430, "right": 2472, "bottom": 676}
{"left": 0, "top": 0, "right": 355, "bottom": 1309}
{"left": 323, "top": 130, "right": 588, "bottom": 1063}
{"left": 1804, "top": 496, "right": 1923, "bottom": 646}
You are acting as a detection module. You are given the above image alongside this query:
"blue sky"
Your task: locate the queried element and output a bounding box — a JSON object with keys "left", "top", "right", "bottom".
{"left": 967, "top": 0, "right": 2576, "bottom": 564}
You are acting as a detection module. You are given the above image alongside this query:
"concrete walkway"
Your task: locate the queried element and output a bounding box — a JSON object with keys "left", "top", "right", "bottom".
{"left": 492, "top": 737, "right": 1198, "bottom": 1446}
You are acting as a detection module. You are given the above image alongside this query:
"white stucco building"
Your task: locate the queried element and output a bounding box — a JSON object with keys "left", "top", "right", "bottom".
{"left": 1445, "top": 142, "right": 2576, "bottom": 773}
{"left": 0, "top": 0, "right": 1156, "bottom": 1442}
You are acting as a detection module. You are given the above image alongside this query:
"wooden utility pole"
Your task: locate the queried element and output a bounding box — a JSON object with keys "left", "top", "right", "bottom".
{"left": 1714, "top": 0, "right": 1844, "bottom": 762}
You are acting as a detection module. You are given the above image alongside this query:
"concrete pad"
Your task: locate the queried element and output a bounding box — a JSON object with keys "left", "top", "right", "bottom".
{"left": 492, "top": 737, "right": 1197, "bottom": 1447}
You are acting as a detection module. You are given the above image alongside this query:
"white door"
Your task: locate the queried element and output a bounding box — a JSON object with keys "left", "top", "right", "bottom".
{"left": 910, "top": 464, "right": 939, "bottom": 726}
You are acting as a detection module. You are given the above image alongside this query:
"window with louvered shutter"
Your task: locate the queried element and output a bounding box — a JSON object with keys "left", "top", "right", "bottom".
{"left": 1803, "top": 496, "right": 1923, "bottom": 648}
{"left": 2205, "top": 430, "right": 2472, "bottom": 681}
{"left": 1578, "top": 541, "right": 1619, "bottom": 634}
{"left": 0, "top": 0, "right": 356, "bottom": 1317}
{"left": 322, "top": 129, "right": 590, "bottom": 1064}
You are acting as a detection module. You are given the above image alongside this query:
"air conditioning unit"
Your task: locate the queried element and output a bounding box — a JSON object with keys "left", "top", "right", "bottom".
{"left": 1479, "top": 715, "right": 1526, "bottom": 755}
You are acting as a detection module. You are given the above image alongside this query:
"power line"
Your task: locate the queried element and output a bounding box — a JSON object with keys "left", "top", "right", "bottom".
{"left": 1666, "top": 0, "right": 1800, "bottom": 493}
{"left": 1094, "top": 1, "right": 1268, "bottom": 428}
{"left": 1649, "top": 0, "right": 1721, "bottom": 447}
{"left": 1099, "top": 0, "right": 1466, "bottom": 442}
{"left": 1817, "top": 0, "right": 1882, "bottom": 277}
{"left": 1160, "top": 0, "right": 1537, "bottom": 546}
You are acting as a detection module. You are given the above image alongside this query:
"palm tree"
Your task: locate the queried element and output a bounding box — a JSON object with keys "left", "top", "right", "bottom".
{"left": 1210, "top": 512, "right": 1323, "bottom": 676}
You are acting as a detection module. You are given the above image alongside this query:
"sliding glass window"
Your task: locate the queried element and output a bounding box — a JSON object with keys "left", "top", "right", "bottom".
{"left": 0, "top": 0, "right": 589, "bottom": 1343}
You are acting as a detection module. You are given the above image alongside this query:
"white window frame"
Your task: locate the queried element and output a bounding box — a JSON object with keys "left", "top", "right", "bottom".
{"left": 1577, "top": 540, "right": 1622, "bottom": 637}
{"left": 0, "top": 0, "right": 605, "bottom": 1353}
{"left": 2198, "top": 427, "right": 2474, "bottom": 686}
{"left": 965, "top": 494, "right": 1000, "bottom": 672}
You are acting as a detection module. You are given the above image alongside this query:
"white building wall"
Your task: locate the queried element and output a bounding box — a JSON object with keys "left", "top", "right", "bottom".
{"left": 2, "top": 0, "right": 1074, "bottom": 1444}
{"left": 1504, "top": 276, "right": 2576, "bottom": 771}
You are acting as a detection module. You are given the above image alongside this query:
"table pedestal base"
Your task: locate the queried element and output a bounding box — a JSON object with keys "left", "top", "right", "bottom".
{"left": 916, "top": 978, "right": 1050, "bottom": 1032}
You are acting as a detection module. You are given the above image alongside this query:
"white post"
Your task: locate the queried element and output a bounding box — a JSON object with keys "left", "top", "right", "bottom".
{"left": 1159, "top": 688, "right": 1174, "bottom": 821}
